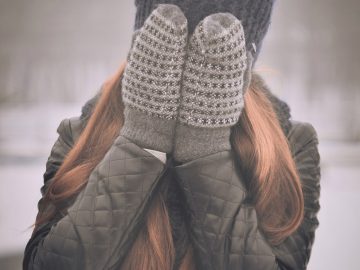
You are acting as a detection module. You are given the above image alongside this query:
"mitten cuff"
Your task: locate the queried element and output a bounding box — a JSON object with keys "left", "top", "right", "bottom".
{"left": 173, "top": 124, "right": 231, "bottom": 162}
{"left": 121, "top": 107, "right": 176, "bottom": 153}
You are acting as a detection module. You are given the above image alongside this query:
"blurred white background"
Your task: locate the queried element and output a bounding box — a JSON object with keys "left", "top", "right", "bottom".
{"left": 0, "top": 0, "right": 359, "bottom": 269}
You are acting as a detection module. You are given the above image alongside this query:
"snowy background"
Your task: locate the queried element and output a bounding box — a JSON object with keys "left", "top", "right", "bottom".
{"left": 0, "top": 0, "right": 359, "bottom": 269}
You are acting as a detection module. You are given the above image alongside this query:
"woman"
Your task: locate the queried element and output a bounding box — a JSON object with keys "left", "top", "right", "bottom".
{"left": 23, "top": 1, "right": 321, "bottom": 270}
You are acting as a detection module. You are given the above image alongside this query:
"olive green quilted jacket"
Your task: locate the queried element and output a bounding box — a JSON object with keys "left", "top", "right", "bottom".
{"left": 23, "top": 77, "right": 321, "bottom": 270}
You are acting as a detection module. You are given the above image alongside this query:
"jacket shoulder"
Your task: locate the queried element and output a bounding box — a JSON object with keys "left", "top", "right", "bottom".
{"left": 56, "top": 116, "right": 83, "bottom": 147}
{"left": 287, "top": 120, "right": 319, "bottom": 158}
{"left": 42, "top": 116, "right": 84, "bottom": 187}
{"left": 80, "top": 89, "right": 102, "bottom": 121}
{"left": 42, "top": 91, "right": 101, "bottom": 185}
{"left": 57, "top": 89, "right": 102, "bottom": 145}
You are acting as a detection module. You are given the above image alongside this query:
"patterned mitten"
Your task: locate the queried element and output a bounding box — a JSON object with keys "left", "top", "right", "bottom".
{"left": 120, "top": 4, "right": 188, "bottom": 153}
{"left": 173, "top": 13, "right": 251, "bottom": 162}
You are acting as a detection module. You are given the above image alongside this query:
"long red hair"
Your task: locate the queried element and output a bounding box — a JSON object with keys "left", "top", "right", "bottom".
{"left": 35, "top": 62, "right": 303, "bottom": 269}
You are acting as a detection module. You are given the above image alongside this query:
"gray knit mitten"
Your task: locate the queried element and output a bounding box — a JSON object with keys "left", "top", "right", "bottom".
{"left": 173, "top": 13, "right": 251, "bottom": 162}
{"left": 120, "top": 4, "right": 187, "bottom": 153}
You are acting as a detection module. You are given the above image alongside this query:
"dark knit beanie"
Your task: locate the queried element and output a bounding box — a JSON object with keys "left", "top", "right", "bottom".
{"left": 134, "top": 0, "right": 275, "bottom": 61}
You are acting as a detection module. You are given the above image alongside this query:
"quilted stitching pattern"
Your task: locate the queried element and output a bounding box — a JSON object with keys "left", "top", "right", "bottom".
{"left": 174, "top": 121, "right": 321, "bottom": 270}
{"left": 24, "top": 100, "right": 320, "bottom": 270}
{"left": 175, "top": 150, "right": 278, "bottom": 270}
{"left": 229, "top": 205, "right": 278, "bottom": 270}
{"left": 30, "top": 135, "right": 166, "bottom": 270}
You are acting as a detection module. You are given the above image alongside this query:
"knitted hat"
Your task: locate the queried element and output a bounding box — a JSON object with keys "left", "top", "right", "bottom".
{"left": 134, "top": 0, "right": 275, "bottom": 61}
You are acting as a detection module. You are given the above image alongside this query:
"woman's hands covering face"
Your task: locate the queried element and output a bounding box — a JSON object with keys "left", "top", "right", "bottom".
{"left": 121, "top": 4, "right": 253, "bottom": 162}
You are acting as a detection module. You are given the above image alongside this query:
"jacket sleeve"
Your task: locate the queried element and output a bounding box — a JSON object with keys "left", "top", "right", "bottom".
{"left": 272, "top": 122, "right": 321, "bottom": 269}
{"left": 24, "top": 134, "right": 168, "bottom": 270}
{"left": 23, "top": 98, "right": 95, "bottom": 269}
{"left": 173, "top": 122, "right": 321, "bottom": 270}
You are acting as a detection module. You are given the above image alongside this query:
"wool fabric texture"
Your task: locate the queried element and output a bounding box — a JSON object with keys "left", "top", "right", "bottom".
{"left": 120, "top": 4, "right": 188, "bottom": 153}
{"left": 134, "top": 0, "right": 275, "bottom": 61}
{"left": 74, "top": 72, "right": 296, "bottom": 270}
{"left": 122, "top": 5, "right": 251, "bottom": 161}
{"left": 173, "top": 13, "right": 249, "bottom": 162}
